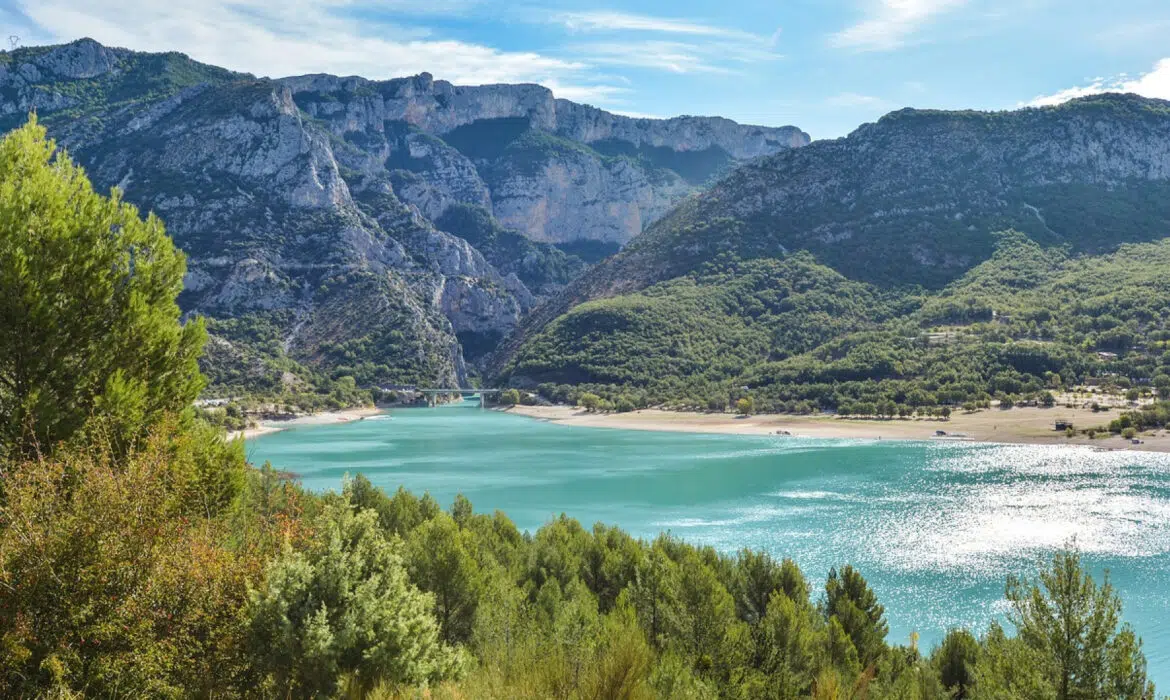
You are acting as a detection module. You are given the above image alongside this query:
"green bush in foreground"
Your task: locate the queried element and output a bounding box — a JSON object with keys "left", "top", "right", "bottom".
{"left": 247, "top": 495, "right": 463, "bottom": 697}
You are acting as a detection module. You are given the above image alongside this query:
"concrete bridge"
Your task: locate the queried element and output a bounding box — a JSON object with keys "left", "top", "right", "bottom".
{"left": 420, "top": 389, "right": 500, "bottom": 408}
{"left": 404, "top": 388, "right": 500, "bottom": 408}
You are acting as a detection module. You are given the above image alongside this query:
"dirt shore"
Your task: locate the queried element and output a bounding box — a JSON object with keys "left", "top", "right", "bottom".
{"left": 227, "top": 406, "right": 383, "bottom": 441}
{"left": 500, "top": 405, "right": 1170, "bottom": 453}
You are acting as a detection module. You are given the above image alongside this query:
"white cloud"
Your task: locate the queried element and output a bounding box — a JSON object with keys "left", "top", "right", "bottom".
{"left": 547, "top": 9, "right": 780, "bottom": 76}
{"left": 15, "top": 0, "right": 607, "bottom": 90}
{"left": 571, "top": 34, "right": 781, "bottom": 76}
{"left": 830, "top": 0, "right": 967, "bottom": 52}
{"left": 1025, "top": 58, "right": 1170, "bottom": 107}
{"left": 575, "top": 41, "right": 739, "bottom": 75}
{"left": 553, "top": 10, "right": 756, "bottom": 41}
{"left": 541, "top": 80, "right": 631, "bottom": 104}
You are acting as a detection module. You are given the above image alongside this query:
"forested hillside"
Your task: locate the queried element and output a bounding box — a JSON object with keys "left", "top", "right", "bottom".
{"left": 498, "top": 95, "right": 1170, "bottom": 413}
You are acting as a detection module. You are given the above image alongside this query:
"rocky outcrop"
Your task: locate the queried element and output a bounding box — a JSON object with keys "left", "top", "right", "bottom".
{"left": 488, "top": 150, "right": 691, "bottom": 244}
{"left": 283, "top": 72, "right": 809, "bottom": 244}
{"left": 1, "top": 38, "right": 809, "bottom": 387}
{"left": 386, "top": 132, "right": 493, "bottom": 221}
{"left": 283, "top": 72, "right": 809, "bottom": 159}
{"left": 552, "top": 100, "right": 809, "bottom": 157}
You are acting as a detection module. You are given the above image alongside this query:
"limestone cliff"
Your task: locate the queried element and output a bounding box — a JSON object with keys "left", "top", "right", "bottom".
{"left": 0, "top": 38, "right": 808, "bottom": 389}
{"left": 284, "top": 72, "right": 810, "bottom": 244}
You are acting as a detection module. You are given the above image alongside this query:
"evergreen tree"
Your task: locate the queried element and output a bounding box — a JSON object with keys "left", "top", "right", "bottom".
{"left": 626, "top": 543, "right": 682, "bottom": 650}
{"left": 405, "top": 510, "right": 484, "bottom": 644}
{"left": 733, "top": 549, "right": 809, "bottom": 625}
{"left": 969, "top": 622, "right": 1057, "bottom": 700}
{"left": 934, "top": 628, "right": 981, "bottom": 698}
{"left": 823, "top": 565, "right": 889, "bottom": 668}
{"left": 676, "top": 549, "right": 736, "bottom": 670}
{"left": 0, "top": 116, "right": 205, "bottom": 458}
{"left": 1006, "top": 548, "right": 1155, "bottom": 700}
{"left": 246, "top": 497, "right": 461, "bottom": 696}
{"left": 759, "top": 592, "right": 821, "bottom": 698}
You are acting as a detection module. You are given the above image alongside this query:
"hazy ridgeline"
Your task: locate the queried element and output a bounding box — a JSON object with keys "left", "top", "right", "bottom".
{"left": 0, "top": 118, "right": 1161, "bottom": 698}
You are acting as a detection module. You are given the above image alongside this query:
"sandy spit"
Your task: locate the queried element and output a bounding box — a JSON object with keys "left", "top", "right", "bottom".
{"left": 227, "top": 406, "right": 383, "bottom": 441}
{"left": 499, "top": 405, "right": 1170, "bottom": 453}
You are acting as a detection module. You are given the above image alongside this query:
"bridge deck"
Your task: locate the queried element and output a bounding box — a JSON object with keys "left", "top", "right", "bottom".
{"left": 415, "top": 388, "right": 500, "bottom": 393}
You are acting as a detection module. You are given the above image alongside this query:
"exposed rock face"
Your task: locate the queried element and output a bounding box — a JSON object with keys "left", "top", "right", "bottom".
{"left": 283, "top": 72, "right": 809, "bottom": 244}
{"left": 388, "top": 132, "right": 492, "bottom": 221}
{"left": 552, "top": 101, "right": 809, "bottom": 157}
{"left": 0, "top": 38, "right": 808, "bottom": 387}
{"left": 283, "top": 72, "right": 809, "bottom": 158}
{"left": 488, "top": 151, "right": 692, "bottom": 244}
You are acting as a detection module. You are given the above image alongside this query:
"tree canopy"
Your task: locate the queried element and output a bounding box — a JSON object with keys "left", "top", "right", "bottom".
{"left": 0, "top": 116, "right": 204, "bottom": 458}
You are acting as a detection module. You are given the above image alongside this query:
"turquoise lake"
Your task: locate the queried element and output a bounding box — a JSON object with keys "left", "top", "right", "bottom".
{"left": 249, "top": 402, "right": 1170, "bottom": 685}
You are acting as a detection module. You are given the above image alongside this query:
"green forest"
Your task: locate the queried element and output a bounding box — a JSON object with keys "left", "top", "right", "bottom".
{"left": 504, "top": 231, "right": 1170, "bottom": 419}
{"left": 496, "top": 95, "right": 1170, "bottom": 420}
{"left": 0, "top": 121, "right": 1161, "bottom": 698}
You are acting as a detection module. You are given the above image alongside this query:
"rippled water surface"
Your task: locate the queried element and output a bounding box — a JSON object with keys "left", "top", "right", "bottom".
{"left": 250, "top": 403, "right": 1170, "bottom": 685}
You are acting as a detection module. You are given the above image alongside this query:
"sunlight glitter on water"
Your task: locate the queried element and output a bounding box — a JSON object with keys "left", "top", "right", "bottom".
{"left": 250, "top": 406, "right": 1170, "bottom": 687}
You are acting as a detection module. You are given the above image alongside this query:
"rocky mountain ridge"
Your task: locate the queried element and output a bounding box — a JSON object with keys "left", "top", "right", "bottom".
{"left": 285, "top": 73, "right": 809, "bottom": 244}
{"left": 1, "top": 38, "right": 806, "bottom": 391}
{"left": 495, "top": 93, "right": 1170, "bottom": 382}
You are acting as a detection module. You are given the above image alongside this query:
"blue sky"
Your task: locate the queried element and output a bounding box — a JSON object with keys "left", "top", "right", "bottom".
{"left": 3, "top": 0, "right": 1169, "bottom": 139}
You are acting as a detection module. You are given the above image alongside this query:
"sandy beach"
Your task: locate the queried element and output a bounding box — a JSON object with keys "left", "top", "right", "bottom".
{"left": 228, "top": 406, "right": 383, "bottom": 441}
{"left": 500, "top": 405, "right": 1170, "bottom": 453}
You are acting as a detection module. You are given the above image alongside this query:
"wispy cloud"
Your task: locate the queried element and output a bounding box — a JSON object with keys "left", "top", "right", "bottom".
{"left": 573, "top": 40, "right": 759, "bottom": 75}
{"left": 546, "top": 8, "right": 780, "bottom": 76}
{"left": 608, "top": 109, "right": 666, "bottom": 120}
{"left": 1025, "top": 58, "right": 1170, "bottom": 107}
{"left": 553, "top": 10, "right": 759, "bottom": 41}
{"left": 12, "top": 0, "right": 608, "bottom": 90}
{"left": 830, "top": 0, "right": 967, "bottom": 52}
{"left": 541, "top": 80, "right": 631, "bottom": 104}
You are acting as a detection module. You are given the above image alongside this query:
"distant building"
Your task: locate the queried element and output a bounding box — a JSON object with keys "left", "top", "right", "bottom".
{"left": 194, "top": 398, "right": 231, "bottom": 407}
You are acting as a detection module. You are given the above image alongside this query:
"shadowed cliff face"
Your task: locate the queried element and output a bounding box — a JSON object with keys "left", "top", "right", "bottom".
{"left": 1, "top": 38, "right": 807, "bottom": 389}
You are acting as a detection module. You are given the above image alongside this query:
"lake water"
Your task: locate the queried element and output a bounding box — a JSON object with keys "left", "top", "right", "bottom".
{"left": 249, "top": 402, "right": 1170, "bottom": 685}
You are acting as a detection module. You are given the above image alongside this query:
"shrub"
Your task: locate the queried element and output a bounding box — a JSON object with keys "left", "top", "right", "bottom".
{"left": 578, "top": 393, "right": 601, "bottom": 412}
{"left": 246, "top": 497, "right": 462, "bottom": 696}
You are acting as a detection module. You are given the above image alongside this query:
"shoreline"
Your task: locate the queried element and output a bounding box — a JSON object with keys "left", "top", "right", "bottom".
{"left": 499, "top": 405, "right": 1170, "bottom": 453}
{"left": 227, "top": 406, "right": 383, "bottom": 441}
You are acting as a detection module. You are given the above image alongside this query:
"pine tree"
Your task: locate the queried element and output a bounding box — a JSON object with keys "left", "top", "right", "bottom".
{"left": 823, "top": 565, "right": 889, "bottom": 668}
{"left": 0, "top": 116, "right": 205, "bottom": 458}
{"left": 1006, "top": 548, "right": 1155, "bottom": 700}
{"left": 246, "top": 497, "right": 461, "bottom": 696}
